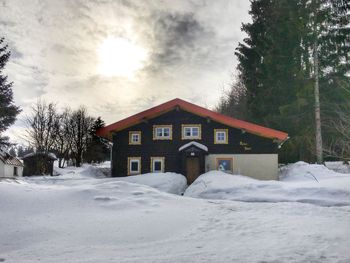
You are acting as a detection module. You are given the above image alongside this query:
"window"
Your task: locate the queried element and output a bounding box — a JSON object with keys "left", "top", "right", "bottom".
{"left": 153, "top": 125, "right": 172, "bottom": 140}
{"left": 151, "top": 157, "right": 165, "bottom": 173}
{"left": 129, "top": 131, "right": 141, "bottom": 145}
{"left": 214, "top": 129, "right": 228, "bottom": 144}
{"left": 216, "top": 158, "right": 233, "bottom": 173}
{"left": 128, "top": 157, "right": 141, "bottom": 175}
{"left": 182, "top": 124, "right": 201, "bottom": 139}
{"left": 13, "top": 166, "right": 18, "bottom": 176}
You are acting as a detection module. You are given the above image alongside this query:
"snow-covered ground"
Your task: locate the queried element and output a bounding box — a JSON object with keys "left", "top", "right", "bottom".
{"left": 1, "top": 162, "right": 350, "bottom": 262}
{"left": 185, "top": 161, "right": 350, "bottom": 207}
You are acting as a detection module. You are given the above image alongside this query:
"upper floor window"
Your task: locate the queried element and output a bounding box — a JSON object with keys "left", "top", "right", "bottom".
{"left": 214, "top": 129, "right": 228, "bottom": 144}
{"left": 182, "top": 124, "right": 201, "bottom": 139}
{"left": 153, "top": 125, "right": 172, "bottom": 140}
{"left": 129, "top": 131, "right": 141, "bottom": 145}
{"left": 128, "top": 157, "right": 141, "bottom": 175}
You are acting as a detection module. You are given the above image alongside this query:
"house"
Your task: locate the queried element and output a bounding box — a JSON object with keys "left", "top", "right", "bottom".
{"left": 97, "top": 98, "right": 288, "bottom": 183}
{"left": 0, "top": 150, "right": 24, "bottom": 178}
{"left": 22, "top": 152, "right": 57, "bottom": 176}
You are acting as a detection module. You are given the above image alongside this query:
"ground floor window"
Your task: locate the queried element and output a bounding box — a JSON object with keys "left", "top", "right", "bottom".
{"left": 216, "top": 157, "right": 233, "bottom": 173}
{"left": 128, "top": 157, "right": 141, "bottom": 175}
{"left": 151, "top": 157, "right": 165, "bottom": 173}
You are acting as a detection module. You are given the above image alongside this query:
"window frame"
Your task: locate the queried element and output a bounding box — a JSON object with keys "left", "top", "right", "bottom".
{"left": 216, "top": 157, "right": 233, "bottom": 173}
{"left": 129, "top": 131, "right": 141, "bottom": 145}
{"left": 153, "top": 125, "right": 173, "bottom": 140}
{"left": 214, "top": 129, "right": 228, "bottom": 144}
{"left": 150, "top": 157, "right": 165, "bottom": 173}
{"left": 181, "top": 124, "right": 201, "bottom": 140}
{"left": 127, "top": 157, "right": 141, "bottom": 175}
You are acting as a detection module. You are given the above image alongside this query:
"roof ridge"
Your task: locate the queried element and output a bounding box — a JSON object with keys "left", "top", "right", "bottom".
{"left": 97, "top": 98, "right": 288, "bottom": 141}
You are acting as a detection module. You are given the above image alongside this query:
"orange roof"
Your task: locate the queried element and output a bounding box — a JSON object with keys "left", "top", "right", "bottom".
{"left": 97, "top": 98, "right": 288, "bottom": 141}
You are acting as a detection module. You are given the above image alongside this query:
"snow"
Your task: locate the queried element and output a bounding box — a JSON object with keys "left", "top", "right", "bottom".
{"left": 1, "top": 162, "right": 350, "bottom": 262}
{"left": 185, "top": 162, "right": 350, "bottom": 207}
{"left": 179, "top": 141, "right": 208, "bottom": 152}
{"left": 28, "top": 163, "right": 187, "bottom": 195}
{"left": 22, "top": 151, "right": 57, "bottom": 160}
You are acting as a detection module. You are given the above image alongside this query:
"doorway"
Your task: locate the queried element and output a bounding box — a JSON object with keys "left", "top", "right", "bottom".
{"left": 186, "top": 157, "right": 200, "bottom": 184}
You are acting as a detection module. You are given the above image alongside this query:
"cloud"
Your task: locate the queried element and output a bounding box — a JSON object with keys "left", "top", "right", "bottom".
{"left": 0, "top": 0, "right": 251, "bottom": 144}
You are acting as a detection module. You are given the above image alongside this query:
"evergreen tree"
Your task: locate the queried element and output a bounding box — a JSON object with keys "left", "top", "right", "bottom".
{"left": 84, "top": 117, "right": 110, "bottom": 164}
{"left": 0, "top": 37, "right": 21, "bottom": 147}
{"left": 304, "top": 0, "right": 350, "bottom": 162}
{"left": 226, "top": 0, "right": 350, "bottom": 162}
{"left": 8, "top": 146, "right": 16, "bottom": 157}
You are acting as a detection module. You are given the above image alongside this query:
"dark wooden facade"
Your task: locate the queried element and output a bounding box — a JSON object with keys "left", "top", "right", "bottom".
{"left": 112, "top": 108, "right": 278, "bottom": 178}
{"left": 22, "top": 152, "right": 57, "bottom": 176}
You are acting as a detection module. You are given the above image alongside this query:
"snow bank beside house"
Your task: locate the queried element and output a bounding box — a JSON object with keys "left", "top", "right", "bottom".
{"left": 114, "top": 172, "right": 187, "bottom": 195}
{"left": 185, "top": 163, "right": 350, "bottom": 206}
{"left": 27, "top": 163, "right": 187, "bottom": 195}
{"left": 279, "top": 161, "right": 347, "bottom": 181}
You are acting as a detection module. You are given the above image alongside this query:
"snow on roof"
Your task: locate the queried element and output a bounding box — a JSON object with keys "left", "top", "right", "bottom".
{"left": 23, "top": 152, "right": 57, "bottom": 160}
{"left": 179, "top": 141, "right": 208, "bottom": 152}
{"left": 0, "top": 149, "right": 24, "bottom": 167}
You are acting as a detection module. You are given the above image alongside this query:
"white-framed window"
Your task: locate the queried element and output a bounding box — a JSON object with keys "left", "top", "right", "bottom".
{"left": 128, "top": 157, "right": 141, "bottom": 175}
{"left": 153, "top": 125, "right": 172, "bottom": 140}
{"left": 129, "top": 131, "right": 141, "bottom": 145}
{"left": 182, "top": 124, "right": 201, "bottom": 139}
{"left": 151, "top": 157, "right": 165, "bottom": 173}
{"left": 214, "top": 129, "right": 228, "bottom": 144}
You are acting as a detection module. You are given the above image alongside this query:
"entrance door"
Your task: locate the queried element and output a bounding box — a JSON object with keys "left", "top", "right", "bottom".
{"left": 186, "top": 157, "right": 200, "bottom": 184}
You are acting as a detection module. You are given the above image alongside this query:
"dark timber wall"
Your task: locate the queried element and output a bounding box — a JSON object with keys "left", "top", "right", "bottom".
{"left": 112, "top": 109, "right": 278, "bottom": 177}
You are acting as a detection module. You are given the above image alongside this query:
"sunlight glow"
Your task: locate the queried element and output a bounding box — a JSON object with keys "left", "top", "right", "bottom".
{"left": 97, "top": 37, "right": 148, "bottom": 78}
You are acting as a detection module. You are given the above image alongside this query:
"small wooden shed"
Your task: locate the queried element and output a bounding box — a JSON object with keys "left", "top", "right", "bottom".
{"left": 22, "top": 152, "right": 57, "bottom": 176}
{"left": 0, "top": 150, "right": 24, "bottom": 177}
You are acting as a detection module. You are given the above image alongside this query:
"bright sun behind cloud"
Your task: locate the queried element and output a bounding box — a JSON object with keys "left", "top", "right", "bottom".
{"left": 97, "top": 37, "right": 148, "bottom": 78}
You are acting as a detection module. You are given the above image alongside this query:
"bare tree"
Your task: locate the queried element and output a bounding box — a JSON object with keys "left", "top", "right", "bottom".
{"left": 324, "top": 104, "right": 350, "bottom": 161}
{"left": 25, "top": 100, "right": 58, "bottom": 152}
{"left": 69, "top": 107, "right": 94, "bottom": 167}
{"left": 52, "top": 108, "right": 72, "bottom": 168}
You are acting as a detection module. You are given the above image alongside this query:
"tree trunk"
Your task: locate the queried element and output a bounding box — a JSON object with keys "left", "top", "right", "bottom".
{"left": 314, "top": 40, "right": 323, "bottom": 163}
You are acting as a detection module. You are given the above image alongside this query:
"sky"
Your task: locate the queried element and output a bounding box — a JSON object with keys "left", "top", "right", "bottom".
{"left": 0, "top": 0, "right": 251, "bottom": 144}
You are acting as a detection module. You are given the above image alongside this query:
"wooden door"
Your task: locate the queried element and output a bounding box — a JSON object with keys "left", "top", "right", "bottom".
{"left": 186, "top": 157, "right": 200, "bottom": 184}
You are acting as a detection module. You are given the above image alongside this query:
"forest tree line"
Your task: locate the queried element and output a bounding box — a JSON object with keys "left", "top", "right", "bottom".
{"left": 217, "top": 0, "right": 350, "bottom": 163}
{"left": 18, "top": 101, "right": 111, "bottom": 167}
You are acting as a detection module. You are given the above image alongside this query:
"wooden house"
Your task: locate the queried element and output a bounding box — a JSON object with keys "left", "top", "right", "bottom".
{"left": 97, "top": 98, "right": 288, "bottom": 183}
{"left": 0, "top": 150, "right": 24, "bottom": 178}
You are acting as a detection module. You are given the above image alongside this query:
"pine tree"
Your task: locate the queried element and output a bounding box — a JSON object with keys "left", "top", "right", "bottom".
{"left": 8, "top": 146, "right": 16, "bottom": 157}
{"left": 0, "top": 37, "right": 21, "bottom": 147}
{"left": 234, "top": 0, "right": 313, "bottom": 162}
{"left": 230, "top": 0, "right": 349, "bottom": 162}
{"left": 302, "top": 0, "right": 350, "bottom": 162}
{"left": 84, "top": 117, "right": 110, "bottom": 164}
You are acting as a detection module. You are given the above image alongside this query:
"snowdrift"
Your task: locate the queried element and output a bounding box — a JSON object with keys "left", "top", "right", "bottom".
{"left": 113, "top": 172, "right": 187, "bottom": 195}
{"left": 25, "top": 163, "right": 187, "bottom": 195}
{"left": 1, "top": 162, "right": 350, "bottom": 262}
{"left": 185, "top": 162, "right": 350, "bottom": 206}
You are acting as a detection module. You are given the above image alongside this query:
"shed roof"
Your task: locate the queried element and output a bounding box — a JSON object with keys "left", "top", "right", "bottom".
{"left": 97, "top": 98, "right": 288, "bottom": 142}
{"left": 0, "top": 150, "right": 24, "bottom": 167}
{"left": 22, "top": 152, "right": 57, "bottom": 160}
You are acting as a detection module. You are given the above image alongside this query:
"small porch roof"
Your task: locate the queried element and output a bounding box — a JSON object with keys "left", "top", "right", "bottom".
{"left": 179, "top": 141, "right": 208, "bottom": 152}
